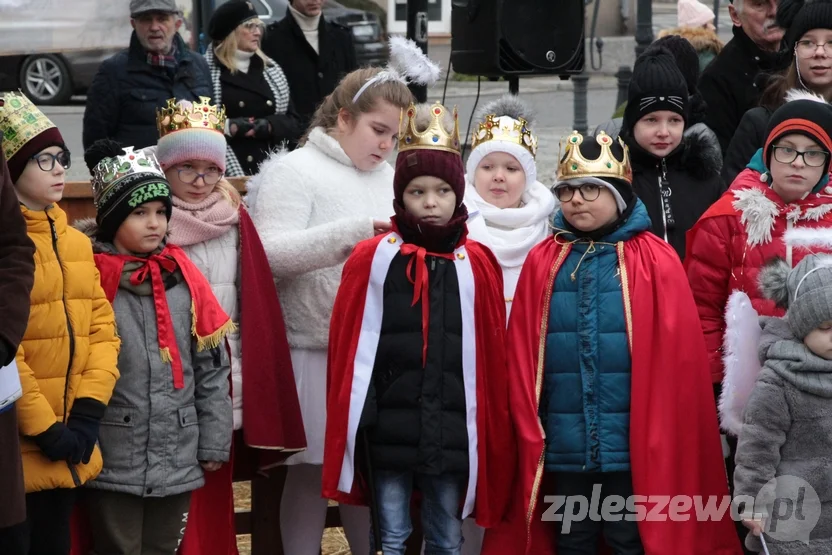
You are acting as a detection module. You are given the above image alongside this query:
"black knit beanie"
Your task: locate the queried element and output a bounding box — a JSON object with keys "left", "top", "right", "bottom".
{"left": 209, "top": 0, "right": 259, "bottom": 42}
{"left": 778, "top": 0, "right": 832, "bottom": 51}
{"left": 623, "top": 48, "right": 690, "bottom": 132}
{"left": 649, "top": 37, "right": 699, "bottom": 94}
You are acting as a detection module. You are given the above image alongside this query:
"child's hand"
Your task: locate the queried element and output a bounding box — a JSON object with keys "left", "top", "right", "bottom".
{"left": 200, "top": 461, "right": 222, "bottom": 472}
{"left": 743, "top": 517, "right": 764, "bottom": 537}
{"left": 373, "top": 220, "right": 392, "bottom": 235}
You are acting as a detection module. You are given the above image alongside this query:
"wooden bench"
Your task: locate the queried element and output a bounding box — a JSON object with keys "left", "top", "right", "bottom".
{"left": 59, "top": 179, "right": 425, "bottom": 555}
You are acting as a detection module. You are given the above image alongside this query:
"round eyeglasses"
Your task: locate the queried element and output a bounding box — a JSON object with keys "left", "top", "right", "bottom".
{"left": 176, "top": 167, "right": 224, "bottom": 186}
{"left": 555, "top": 183, "right": 603, "bottom": 203}
{"left": 796, "top": 40, "right": 832, "bottom": 57}
{"left": 30, "top": 150, "right": 71, "bottom": 172}
{"left": 772, "top": 146, "right": 829, "bottom": 168}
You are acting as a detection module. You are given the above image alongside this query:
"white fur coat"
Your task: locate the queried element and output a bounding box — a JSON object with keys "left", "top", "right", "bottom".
{"left": 247, "top": 127, "right": 395, "bottom": 349}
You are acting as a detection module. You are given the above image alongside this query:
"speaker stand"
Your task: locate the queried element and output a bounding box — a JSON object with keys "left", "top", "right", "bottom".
{"left": 572, "top": 73, "right": 589, "bottom": 136}
{"left": 508, "top": 76, "right": 519, "bottom": 96}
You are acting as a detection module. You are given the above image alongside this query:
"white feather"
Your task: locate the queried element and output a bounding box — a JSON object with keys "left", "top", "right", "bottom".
{"left": 720, "top": 291, "right": 763, "bottom": 437}
{"left": 784, "top": 226, "right": 832, "bottom": 249}
{"left": 784, "top": 88, "right": 829, "bottom": 104}
{"left": 387, "top": 35, "right": 441, "bottom": 87}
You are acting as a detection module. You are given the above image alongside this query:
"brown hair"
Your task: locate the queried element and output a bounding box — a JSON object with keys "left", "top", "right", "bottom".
{"left": 759, "top": 63, "right": 801, "bottom": 112}
{"left": 300, "top": 67, "right": 414, "bottom": 145}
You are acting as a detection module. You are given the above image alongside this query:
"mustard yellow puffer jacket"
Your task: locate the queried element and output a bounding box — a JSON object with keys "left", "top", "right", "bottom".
{"left": 16, "top": 203, "right": 120, "bottom": 492}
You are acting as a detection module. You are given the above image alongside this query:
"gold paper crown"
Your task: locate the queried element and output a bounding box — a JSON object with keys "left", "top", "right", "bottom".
{"left": 156, "top": 96, "right": 226, "bottom": 138}
{"left": 91, "top": 147, "right": 167, "bottom": 209}
{"left": 398, "top": 102, "right": 461, "bottom": 154}
{"left": 471, "top": 114, "right": 538, "bottom": 158}
{"left": 0, "top": 91, "right": 57, "bottom": 161}
{"left": 556, "top": 130, "right": 632, "bottom": 184}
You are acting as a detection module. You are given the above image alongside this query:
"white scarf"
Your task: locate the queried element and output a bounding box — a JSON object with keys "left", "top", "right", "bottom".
{"left": 234, "top": 50, "right": 255, "bottom": 73}
{"left": 464, "top": 178, "right": 557, "bottom": 270}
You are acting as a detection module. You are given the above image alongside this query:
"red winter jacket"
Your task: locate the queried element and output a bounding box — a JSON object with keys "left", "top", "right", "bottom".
{"left": 685, "top": 168, "right": 832, "bottom": 383}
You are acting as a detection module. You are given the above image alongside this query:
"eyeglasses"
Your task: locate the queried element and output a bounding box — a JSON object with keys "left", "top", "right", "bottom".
{"left": 242, "top": 20, "right": 265, "bottom": 32}
{"left": 772, "top": 146, "right": 829, "bottom": 167}
{"left": 795, "top": 40, "right": 832, "bottom": 57}
{"left": 30, "top": 150, "right": 71, "bottom": 172}
{"left": 555, "top": 183, "right": 603, "bottom": 203}
{"left": 176, "top": 167, "right": 224, "bottom": 185}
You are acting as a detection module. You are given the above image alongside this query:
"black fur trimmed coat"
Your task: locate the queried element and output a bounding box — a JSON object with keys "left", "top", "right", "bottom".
{"left": 624, "top": 123, "right": 725, "bottom": 260}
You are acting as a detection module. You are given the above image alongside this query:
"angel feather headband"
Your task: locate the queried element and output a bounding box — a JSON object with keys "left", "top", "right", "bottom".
{"left": 352, "top": 36, "right": 442, "bottom": 103}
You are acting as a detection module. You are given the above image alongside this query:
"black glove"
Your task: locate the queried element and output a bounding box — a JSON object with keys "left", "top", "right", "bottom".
{"left": 67, "top": 398, "right": 106, "bottom": 465}
{"left": 0, "top": 340, "right": 9, "bottom": 367}
{"left": 252, "top": 118, "right": 272, "bottom": 140}
{"left": 227, "top": 117, "right": 254, "bottom": 138}
{"left": 33, "top": 422, "right": 84, "bottom": 464}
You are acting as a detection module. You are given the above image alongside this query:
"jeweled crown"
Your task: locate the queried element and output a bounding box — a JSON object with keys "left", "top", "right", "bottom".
{"left": 91, "top": 147, "right": 166, "bottom": 209}
{"left": 398, "top": 101, "right": 461, "bottom": 154}
{"left": 556, "top": 130, "right": 632, "bottom": 184}
{"left": 471, "top": 114, "right": 538, "bottom": 158}
{"left": 156, "top": 96, "right": 226, "bottom": 138}
{"left": 0, "top": 91, "right": 57, "bottom": 161}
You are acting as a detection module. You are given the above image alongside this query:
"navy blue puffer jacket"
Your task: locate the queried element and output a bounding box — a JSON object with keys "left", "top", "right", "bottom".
{"left": 540, "top": 200, "right": 651, "bottom": 473}
{"left": 83, "top": 33, "right": 212, "bottom": 151}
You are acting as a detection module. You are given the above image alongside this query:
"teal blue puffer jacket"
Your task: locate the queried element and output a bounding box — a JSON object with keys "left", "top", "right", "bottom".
{"left": 540, "top": 200, "right": 651, "bottom": 473}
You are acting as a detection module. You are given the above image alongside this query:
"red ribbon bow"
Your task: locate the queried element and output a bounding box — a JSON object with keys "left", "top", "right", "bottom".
{"left": 129, "top": 253, "right": 186, "bottom": 389}
{"left": 400, "top": 243, "right": 455, "bottom": 367}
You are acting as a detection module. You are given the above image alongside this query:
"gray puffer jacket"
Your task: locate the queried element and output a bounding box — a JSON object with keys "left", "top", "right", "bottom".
{"left": 80, "top": 230, "right": 232, "bottom": 498}
{"left": 734, "top": 317, "right": 832, "bottom": 554}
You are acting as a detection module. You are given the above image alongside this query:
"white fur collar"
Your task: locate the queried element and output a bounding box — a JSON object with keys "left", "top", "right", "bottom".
{"left": 732, "top": 187, "right": 832, "bottom": 247}
{"left": 306, "top": 127, "right": 388, "bottom": 173}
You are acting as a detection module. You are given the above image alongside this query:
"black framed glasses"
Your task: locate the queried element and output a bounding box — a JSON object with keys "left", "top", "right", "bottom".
{"left": 176, "top": 167, "right": 224, "bottom": 186}
{"left": 555, "top": 183, "right": 603, "bottom": 203}
{"left": 772, "top": 146, "right": 829, "bottom": 168}
{"left": 796, "top": 40, "right": 832, "bottom": 57}
{"left": 30, "top": 150, "right": 70, "bottom": 172}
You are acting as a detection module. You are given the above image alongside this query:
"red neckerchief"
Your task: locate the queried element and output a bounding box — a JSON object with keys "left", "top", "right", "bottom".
{"left": 94, "top": 244, "right": 234, "bottom": 389}
{"left": 399, "top": 242, "right": 455, "bottom": 367}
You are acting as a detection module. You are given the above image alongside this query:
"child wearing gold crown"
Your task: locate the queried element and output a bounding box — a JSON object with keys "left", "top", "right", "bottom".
{"left": 482, "top": 131, "right": 741, "bottom": 555}
{"left": 322, "top": 100, "right": 515, "bottom": 553}
{"left": 71, "top": 139, "right": 234, "bottom": 554}
{"left": 152, "top": 96, "right": 305, "bottom": 555}
{"left": 0, "top": 91, "right": 120, "bottom": 555}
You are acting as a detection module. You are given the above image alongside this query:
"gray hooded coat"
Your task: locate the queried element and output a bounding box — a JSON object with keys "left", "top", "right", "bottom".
{"left": 80, "top": 223, "right": 232, "bottom": 498}
{"left": 734, "top": 316, "right": 832, "bottom": 554}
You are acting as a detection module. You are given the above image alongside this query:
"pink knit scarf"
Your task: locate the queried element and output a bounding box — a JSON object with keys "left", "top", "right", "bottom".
{"left": 169, "top": 192, "right": 240, "bottom": 247}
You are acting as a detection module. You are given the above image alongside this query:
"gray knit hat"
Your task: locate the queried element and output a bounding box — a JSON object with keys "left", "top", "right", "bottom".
{"left": 760, "top": 253, "right": 832, "bottom": 339}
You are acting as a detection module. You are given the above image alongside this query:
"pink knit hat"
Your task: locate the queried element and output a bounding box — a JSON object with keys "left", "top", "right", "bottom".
{"left": 677, "top": 0, "right": 715, "bottom": 28}
{"left": 156, "top": 99, "right": 227, "bottom": 172}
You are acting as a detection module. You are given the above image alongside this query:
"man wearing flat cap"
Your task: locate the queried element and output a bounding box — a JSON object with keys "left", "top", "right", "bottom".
{"left": 82, "top": 0, "right": 213, "bottom": 151}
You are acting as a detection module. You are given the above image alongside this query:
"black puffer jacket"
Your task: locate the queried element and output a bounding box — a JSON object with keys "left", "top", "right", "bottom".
{"left": 82, "top": 33, "right": 213, "bottom": 151}
{"left": 360, "top": 224, "right": 469, "bottom": 476}
{"left": 698, "top": 25, "right": 783, "bottom": 153}
{"left": 624, "top": 124, "right": 725, "bottom": 260}
{"left": 721, "top": 106, "right": 772, "bottom": 186}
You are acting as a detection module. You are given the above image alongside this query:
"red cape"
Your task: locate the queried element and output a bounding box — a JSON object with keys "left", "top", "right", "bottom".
{"left": 322, "top": 230, "right": 515, "bottom": 528}
{"left": 482, "top": 232, "right": 742, "bottom": 555}
{"left": 177, "top": 207, "right": 306, "bottom": 555}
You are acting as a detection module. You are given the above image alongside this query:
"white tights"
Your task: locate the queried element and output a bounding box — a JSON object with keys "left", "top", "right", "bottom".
{"left": 279, "top": 463, "right": 370, "bottom": 555}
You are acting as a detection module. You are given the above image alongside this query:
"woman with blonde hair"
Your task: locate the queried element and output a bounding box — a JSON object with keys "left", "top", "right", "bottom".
{"left": 205, "top": 0, "right": 303, "bottom": 175}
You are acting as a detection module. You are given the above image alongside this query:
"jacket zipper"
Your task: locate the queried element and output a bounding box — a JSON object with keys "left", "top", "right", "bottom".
{"left": 47, "top": 213, "right": 80, "bottom": 485}
{"left": 657, "top": 158, "right": 675, "bottom": 243}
